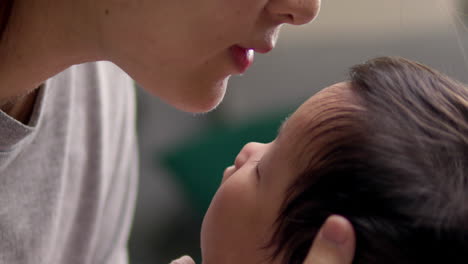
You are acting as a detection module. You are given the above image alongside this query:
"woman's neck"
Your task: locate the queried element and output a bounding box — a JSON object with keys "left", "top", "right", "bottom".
{"left": 0, "top": 0, "right": 104, "bottom": 122}
{"left": 0, "top": 89, "right": 38, "bottom": 124}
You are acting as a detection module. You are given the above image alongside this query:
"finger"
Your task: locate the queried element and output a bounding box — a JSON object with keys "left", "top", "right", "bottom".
{"left": 303, "top": 215, "right": 356, "bottom": 264}
{"left": 170, "top": 255, "right": 196, "bottom": 264}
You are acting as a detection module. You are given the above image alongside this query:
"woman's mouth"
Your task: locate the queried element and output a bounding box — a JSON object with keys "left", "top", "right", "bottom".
{"left": 230, "top": 46, "right": 254, "bottom": 74}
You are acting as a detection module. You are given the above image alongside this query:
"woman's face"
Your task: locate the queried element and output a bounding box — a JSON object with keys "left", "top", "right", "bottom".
{"left": 200, "top": 83, "right": 354, "bottom": 264}
{"left": 98, "top": 0, "right": 321, "bottom": 113}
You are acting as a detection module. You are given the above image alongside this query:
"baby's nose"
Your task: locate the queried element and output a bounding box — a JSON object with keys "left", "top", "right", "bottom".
{"left": 266, "top": 0, "right": 321, "bottom": 25}
{"left": 234, "top": 142, "right": 265, "bottom": 169}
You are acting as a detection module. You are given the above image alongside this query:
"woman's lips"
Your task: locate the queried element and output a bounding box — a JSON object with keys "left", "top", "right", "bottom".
{"left": 230, "top": 46, "right": 254, "bottom": 74}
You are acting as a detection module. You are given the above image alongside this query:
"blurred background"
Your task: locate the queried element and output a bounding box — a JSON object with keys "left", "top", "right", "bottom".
{"left": 129, "top": 0, "right": 468, "bottom": 263}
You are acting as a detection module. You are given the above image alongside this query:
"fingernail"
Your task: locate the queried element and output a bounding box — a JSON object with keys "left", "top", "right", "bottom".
{"left": 170, "top": 255, "right": 194, "bottom": 264}
{"left": 321, "top": 215, "right": 349, "bottom": 245}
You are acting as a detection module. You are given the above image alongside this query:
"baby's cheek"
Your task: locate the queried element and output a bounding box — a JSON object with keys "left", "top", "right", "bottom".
{"left": 202, "top": 176, "right": 265, "bottom": 260}
{"left": 211, "top": 177, "right": 258, "bottom": 227}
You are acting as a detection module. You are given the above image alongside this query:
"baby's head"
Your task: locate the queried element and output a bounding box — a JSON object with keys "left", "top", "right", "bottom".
{"left": 201, "top": 57, "right": 468, "bottom": 264}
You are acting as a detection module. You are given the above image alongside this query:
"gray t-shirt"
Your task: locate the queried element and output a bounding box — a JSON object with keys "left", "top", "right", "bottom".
{"left": 0, "top": 62, "right": 138, "bottom": 264}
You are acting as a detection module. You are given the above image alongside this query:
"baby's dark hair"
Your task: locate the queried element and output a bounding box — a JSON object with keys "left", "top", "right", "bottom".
{"left": 0, "top": 0, "right": 14, "bottom": 40}
{"left": 269, "top": 57, "right": 468, "bottom": 264}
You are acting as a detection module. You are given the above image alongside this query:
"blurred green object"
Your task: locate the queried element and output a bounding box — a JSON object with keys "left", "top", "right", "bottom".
{"left": 160, "top": 110, "right": 292, "bottom": 215}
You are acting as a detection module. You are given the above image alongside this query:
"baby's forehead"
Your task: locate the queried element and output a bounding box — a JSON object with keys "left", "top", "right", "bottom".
{"left": 284, "top": 83, "right": 357, "bottom": 138}
{"left": 278, "top": 83, "right": 362, "bottom": 172}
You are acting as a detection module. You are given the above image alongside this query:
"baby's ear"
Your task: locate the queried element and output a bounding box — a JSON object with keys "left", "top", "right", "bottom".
{"left": 303, "top": 215, "right": 356, "bottom": 264}
{"left": 170, "top": 255, "right": 196, "bottom": 264}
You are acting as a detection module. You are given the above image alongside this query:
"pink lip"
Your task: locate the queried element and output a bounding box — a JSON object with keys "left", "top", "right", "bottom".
{"left": 230, "top": 46, "right": 254, "bottom": 73}
{"left": 253, "top": 47, "right": 273, "bottom": 54}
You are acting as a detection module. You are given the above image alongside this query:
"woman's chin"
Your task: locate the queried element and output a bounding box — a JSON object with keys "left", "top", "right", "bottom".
{"left": 173, "top": 79, "right": 229, "bottom": 113}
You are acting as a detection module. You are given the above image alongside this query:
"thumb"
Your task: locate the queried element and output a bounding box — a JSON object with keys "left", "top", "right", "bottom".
{"left": 170, "top": 255, "right": 196, "bottom": 264}
{"left": 303, "top": 215, "right": 356, "bottom": 264}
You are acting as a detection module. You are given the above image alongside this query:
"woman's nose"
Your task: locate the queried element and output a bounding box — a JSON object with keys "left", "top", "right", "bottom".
{"left": 234, "top": 142, "right": 266, "bottom": 170}
{"left": 266, "top": 0, "right": 321, "bottom": 25}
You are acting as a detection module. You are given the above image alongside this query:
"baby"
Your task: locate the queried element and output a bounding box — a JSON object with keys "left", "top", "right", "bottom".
{"left": 200, "top": 57, "right": 468, "bottom": 264}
